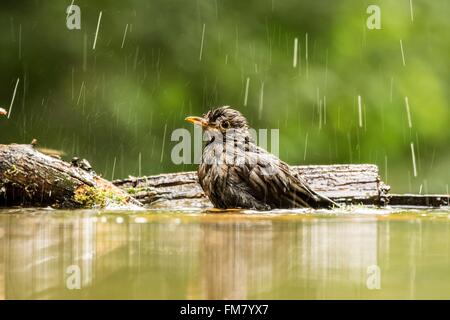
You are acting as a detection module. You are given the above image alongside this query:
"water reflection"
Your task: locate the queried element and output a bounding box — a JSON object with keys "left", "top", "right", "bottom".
{"left": 0, "top": 210, "right": 449, "bottom": 299}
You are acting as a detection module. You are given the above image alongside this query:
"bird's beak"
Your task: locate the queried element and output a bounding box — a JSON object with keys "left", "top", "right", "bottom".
{"left": 184, "top": 116, "right": 209, "bottom": 128}
{"left": 0, "top": 108, "right": 7, "bottom": 116}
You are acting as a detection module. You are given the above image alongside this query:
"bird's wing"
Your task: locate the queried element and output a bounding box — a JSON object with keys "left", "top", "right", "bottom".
{"left": 234, "top": 146, "right": 336, "bottom": 208}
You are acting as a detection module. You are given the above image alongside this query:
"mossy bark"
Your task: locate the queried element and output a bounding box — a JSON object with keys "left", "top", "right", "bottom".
{"left": 0, "top": 144, "right": 141, "bottom": 208}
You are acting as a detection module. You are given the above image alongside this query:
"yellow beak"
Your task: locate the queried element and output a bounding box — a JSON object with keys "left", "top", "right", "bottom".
{"left": 184, "top": 116, "right": 209, "bottom": 127}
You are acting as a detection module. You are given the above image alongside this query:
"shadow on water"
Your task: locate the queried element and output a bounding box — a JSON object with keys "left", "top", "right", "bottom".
{"left": 0, "top": 208, "right": 449, "bottom": 299}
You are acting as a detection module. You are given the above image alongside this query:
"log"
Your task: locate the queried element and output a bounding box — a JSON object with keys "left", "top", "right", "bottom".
{"left": 0, "top": 144, "right": 141, "bottom": 208}
{"left": 387, "top": 194, "right": 449, "bottom": 208}
{"left": 113, "top": 164, "right": 391, "bottom": 209}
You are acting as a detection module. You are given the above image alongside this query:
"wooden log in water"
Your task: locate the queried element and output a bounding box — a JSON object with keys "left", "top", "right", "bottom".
{"left": 0, "top": 144, "right": 141, "bottom": 208}
{"left": 387, "top": 194, "right": 449, "bottom": 208}
{"left": 114, "top": 164, "right": 391, "bottom": 208}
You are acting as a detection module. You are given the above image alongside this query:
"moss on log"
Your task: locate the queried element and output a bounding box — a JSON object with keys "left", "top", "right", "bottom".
{"left": 0, "top": 144, "right": 141, "bottom": 208}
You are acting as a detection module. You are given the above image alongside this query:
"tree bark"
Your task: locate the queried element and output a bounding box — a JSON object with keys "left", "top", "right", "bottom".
{"left": 0, "top": 144, "right": 141, "bottom": 208}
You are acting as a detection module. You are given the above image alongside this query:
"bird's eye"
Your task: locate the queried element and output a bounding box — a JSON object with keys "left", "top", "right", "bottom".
{"left": 220, "top": 120, "right": 230, "bottom": 129}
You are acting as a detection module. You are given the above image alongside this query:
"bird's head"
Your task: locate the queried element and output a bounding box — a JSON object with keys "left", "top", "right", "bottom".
{"left": 185, "top": 106, "right": 249, "bottom": 135}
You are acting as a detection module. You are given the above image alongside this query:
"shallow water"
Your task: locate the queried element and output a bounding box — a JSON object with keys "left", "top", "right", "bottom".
{"left": 0, "top": 208, "right": 449, "bottom": 299}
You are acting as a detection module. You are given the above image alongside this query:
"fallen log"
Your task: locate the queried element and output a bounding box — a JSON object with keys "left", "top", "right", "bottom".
{"left": 387, "top": 194, "right": 449, "bottom": 208}
{"left": 0, "top": 144, "right": 141, "bottom": 208}
{"left": 113, "top": 164, "right": 392, "bottom": 208}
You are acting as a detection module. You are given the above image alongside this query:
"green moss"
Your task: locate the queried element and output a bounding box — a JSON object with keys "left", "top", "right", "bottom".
{"left": 127, "top": 187, "right": 137, "bottom": 195}
{"left": 74, "top": 185, "right": 129, "bottom": 208}
{"left": 6, "top": 164, "right": 18, "bottom": 176}
{"left": 74, "top": 186, "right": 107, "bottom": 208}
{"left": 126, "top": 186, "right": 149, "bottom": 195}
{"left": 110, "top": 192, "right": 129, "bottom": 204}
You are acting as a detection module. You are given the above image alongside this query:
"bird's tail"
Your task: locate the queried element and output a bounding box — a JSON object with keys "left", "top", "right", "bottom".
{"left": 312, "top": 191, "right": 341, "bottom": 209}
{"left": 289, "top": 178, "right": 341, "bottom": 209}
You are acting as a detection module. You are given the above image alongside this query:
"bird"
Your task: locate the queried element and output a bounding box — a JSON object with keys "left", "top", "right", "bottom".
{"left": 185, "top": 106, "right": 338, "bottom": 210}
{"left": 0, "top": 108, "right": 7, "bottom": 117}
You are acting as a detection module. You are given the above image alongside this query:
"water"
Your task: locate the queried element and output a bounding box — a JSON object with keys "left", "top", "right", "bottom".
{"left": 0, "top": 208, "right": 449, "bottom": 300}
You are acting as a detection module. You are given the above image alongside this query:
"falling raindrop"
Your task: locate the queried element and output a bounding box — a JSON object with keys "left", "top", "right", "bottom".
{"left": 400, "top": 39, "right": 406, "bottom": 66}
{"left": 8, "top": 78, "right": 20, "bottom": 119}
{"left": 293, "top": 37, "right": 298, "bottom": 68}
{"left": 76, "top": 81, "right": 85, "bottom": 105}
{"left": 244, "top": 77, "right": 250, "bottom": 106}
{"left": 410, "top": 142, "right": 417, "bottom": 177}
{"left": 357, "top": 95, "right": 363, "bottom": 128}
{"left": 121, "top": 24, "right": 129, "bottom": 49}
{"left": 111, "top": 156, "right": 117, "bottom": 181}
{"left": 409, "top": 0, "right": 414, "bottom": 22}
{"left": 67, "top": 0, "right": 74, "bottom": 19}
{"left": 199, "top": 23, "right": 206, "bottom": 61}
{"left": 404, "top": 96, "right": 412, "bottom": 128}
{"left": 93, "top": 11, "right": 103, "bottom": 50}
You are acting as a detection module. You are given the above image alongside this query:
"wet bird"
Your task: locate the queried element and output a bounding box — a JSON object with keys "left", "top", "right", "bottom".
{"left": 185, "top": 106, "right": 338, "bottom": 210}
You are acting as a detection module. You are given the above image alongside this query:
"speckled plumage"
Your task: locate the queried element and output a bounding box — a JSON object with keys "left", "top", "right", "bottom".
{"left": 189, "top": 106, "right": 337, "bottom": 210}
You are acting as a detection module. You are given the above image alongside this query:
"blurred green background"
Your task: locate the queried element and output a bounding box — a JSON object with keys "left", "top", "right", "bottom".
{"left": 0, "top": 0, "right": 448, "bottom": 193}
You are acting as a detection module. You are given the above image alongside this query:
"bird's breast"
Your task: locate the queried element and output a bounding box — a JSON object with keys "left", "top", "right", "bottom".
{"left": 198, "top": 142, "right": 239, "bottom": 194}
